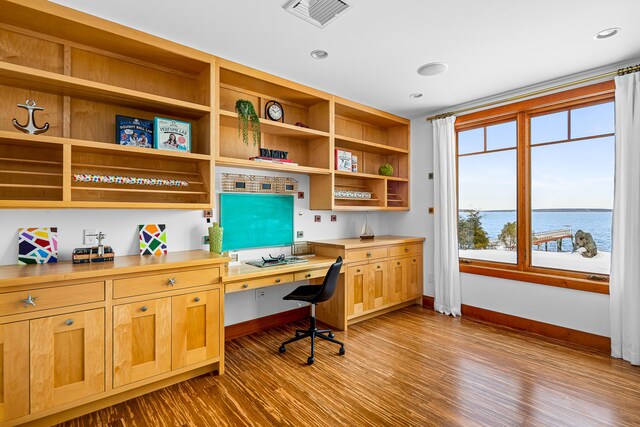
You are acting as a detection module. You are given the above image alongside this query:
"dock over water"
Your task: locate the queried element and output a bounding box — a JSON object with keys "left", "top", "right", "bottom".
{"left": 533, "top": 228, "right": 572, "bottom": 251}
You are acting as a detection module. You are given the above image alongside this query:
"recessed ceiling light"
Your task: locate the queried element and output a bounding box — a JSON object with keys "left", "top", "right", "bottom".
{"left": 417, "top": 62, "right": 448, "bottom": 76}
{"left": 594, "top": 28, "right": 620, "bottom": 40}
{"left": 310, "top": 49, "right": 329, "bottom": 60}
{"left": 409, "top": 93, "right": 423, "bottom": 98}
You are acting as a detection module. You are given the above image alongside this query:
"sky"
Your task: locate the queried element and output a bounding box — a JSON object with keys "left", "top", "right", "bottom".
{"left": 458, "top": 102, "right": 615, "bottom": 211}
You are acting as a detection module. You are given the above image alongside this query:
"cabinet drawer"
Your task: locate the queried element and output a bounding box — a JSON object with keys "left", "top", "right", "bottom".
{"left": 113, "top": 267, "right": 220, "bottom": 299}
{"left": 0, "top": 281, "right": 104, "bottom": 317}
{"left": 346, "top": 247, "right": 388, "bottom": 262}
{"left": 294, "top": 268, "right": 329, "bottom": 281}
{"left": 226, "top": 273, "right": 294, "bottom": 293}
{"left": 389, "top": 243, "right": 422, "bottom": 258}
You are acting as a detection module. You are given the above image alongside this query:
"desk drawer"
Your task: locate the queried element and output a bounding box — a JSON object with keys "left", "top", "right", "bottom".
{"left": 294, "top": 268, "right": 329, "bottom": 281}
{"left": 0, "top": 281, "right": 104, "bottom": 317}
{"left": 389, "top": 243, "right": 422, "bottom": 258}
{"left": 346, "top": 247, "right": 388, "bottom": 263}
{"left": 226, "top": 273, "right": 294, "bottom": 293}
{"left": 113, "top": 267, "right": 220, "bottom": 299}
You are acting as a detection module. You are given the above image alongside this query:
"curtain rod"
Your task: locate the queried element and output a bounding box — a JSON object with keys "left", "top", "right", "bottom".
{"left": 426, "top": 63, "right": 640, "bottom": 122}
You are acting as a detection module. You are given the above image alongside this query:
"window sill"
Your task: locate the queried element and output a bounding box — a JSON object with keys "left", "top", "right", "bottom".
{"left": 459, "top": 263, "right": 610, "bottom": 294}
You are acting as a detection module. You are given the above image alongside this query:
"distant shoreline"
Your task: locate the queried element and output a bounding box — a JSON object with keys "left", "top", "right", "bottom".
{"left": 464, "top": 208, "right": 613, "bottom": 213}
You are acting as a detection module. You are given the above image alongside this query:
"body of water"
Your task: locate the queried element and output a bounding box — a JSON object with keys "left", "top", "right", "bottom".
{"left": 475, "top": 210, "right": 612, "bottom": 252}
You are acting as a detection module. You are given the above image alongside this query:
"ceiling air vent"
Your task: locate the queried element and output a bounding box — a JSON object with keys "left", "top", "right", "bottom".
{"left": 283, "top": 0, "right": 352, "bottom": 29}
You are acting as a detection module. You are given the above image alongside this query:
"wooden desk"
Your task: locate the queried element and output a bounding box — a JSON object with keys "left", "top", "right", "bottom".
{"left": 310, "top": 236, "right": 426, "bottom": 331}
{"left": 222, "top": 256, "right": 338, "bottom": 293}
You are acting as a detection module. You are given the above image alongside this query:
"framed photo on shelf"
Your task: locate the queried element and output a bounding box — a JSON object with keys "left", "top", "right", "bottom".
{"left": 335, "top": 149, "right": 352, "bottom": 172}
{"left": 154, "top": 117, "right": 191, "bottom": 152}
{"left": 116, "top": 115, "right": 153, "bottom": 148}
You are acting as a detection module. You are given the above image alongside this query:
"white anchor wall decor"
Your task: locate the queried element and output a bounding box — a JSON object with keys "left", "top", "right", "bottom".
{"left": 12, "top": 99, "right": 50, "bottom": 135}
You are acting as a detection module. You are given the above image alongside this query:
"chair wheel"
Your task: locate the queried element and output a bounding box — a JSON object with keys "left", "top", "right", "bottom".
{"left": 307, "top": 356, "right": 314, "bottom": 365}
{"left": 295, "top": 332, "right": 302, "bottom": 338}
{"left": 279, "top": 346, "right": 286, "bottom": 353}
{"left": 339, "top": 347, "right": 345, "bottom": 356}
{"left": 328, "top": 332, "right": 335, "bottom": 338}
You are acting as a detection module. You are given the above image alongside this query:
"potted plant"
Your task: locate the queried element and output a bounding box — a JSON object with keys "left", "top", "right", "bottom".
{"left": 235, "top": 100, "right": 261, "bottom": 146}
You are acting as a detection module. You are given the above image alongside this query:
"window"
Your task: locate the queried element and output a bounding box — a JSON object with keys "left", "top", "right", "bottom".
{"left": 455, "top": 82, "right": 615, "bottom": 293}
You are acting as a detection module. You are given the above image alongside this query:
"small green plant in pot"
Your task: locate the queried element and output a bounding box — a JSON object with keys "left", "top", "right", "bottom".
{"left": 235, "top": 99, "right": 261, "bottom": 146}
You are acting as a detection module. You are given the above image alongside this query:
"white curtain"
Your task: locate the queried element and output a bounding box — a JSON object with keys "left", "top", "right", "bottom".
{"left": 610, "top": 73, "right": 640, "bottom": 365}
{"left": 433, "top": 116, "right": 461, "bottom": 316}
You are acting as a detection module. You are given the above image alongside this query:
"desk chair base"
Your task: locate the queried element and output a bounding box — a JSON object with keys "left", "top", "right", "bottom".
{"left": 279, "top": 304, "right": 345, "bottom": 365}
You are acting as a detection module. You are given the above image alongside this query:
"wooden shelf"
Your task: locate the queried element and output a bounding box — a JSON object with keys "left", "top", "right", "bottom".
{"left": 215, "top": 156, "right": 331, "bottom": 176}
{"left": 0, "top": 62, "right": 211, "bottom": 119}
{"left": 72, "top": 186, "right": 208, "bottom": 195}
{"left": 0, "top": 131, "right": 211, "bottom": 161}
{"left": 334, "top": 170, "right": 382, "bottom": 180}
{"left": 334, "top": 197, "right": 380, "bottom": 201}
{"left": 335, "top": 135, "right": 408, "bottom": 155}
{"left": 219, "top": 110, "right": 329, "bottom": 139}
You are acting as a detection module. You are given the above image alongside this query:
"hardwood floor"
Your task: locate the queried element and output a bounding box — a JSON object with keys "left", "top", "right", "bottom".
{"left": 59, "top": 305, "right": 640, "bottom": 427}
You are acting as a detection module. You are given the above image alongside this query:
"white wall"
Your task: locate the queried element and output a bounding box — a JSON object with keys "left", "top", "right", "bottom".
{"left": 0, "top": 166, "right": 386, "bottom": 326}
{"left": 386, "top": 117, "right": 611, "bottom": 337}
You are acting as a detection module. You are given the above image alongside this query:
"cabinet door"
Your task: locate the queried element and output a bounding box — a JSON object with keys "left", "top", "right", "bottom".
{"left": 388, "top": 258, "right": 407, "bottom": 304}
{"left": 366, "top": 262, "right": 387, "bottom": 310}
{"left": 0, "top": 321, "right": 29, "bottom": 422}
{"left": 113, "top": 298, "right": 171, "bottom": 388}
{"left": 347, "top": 264, "right": 367, "bottom": 317}
{"left": 30, "top": 308, "right": 105, "bottom": 413}
{"left": 172, "top": 289, "right": 220, "bottom": 369}
{"left": 408, "top": 256, "right": 423, "bottom": 299}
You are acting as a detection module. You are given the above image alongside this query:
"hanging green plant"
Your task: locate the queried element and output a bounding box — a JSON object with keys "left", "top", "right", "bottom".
{"left": 235, "top": 99, "right": 261, "bottom": 146}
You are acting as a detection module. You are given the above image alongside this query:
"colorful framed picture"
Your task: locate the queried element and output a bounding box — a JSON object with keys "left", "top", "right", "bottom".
{"left": 335, "top": 149, "right": 352, "bottom": 172}
{"left": 139, "top": 224, "right": 168, "bottom": 255}
{"left": 116, "top": 115, "right": 153, "bottom": 148}
{"left": 18, "top": 227, "right": 58, "bottom": 265}
{"left": 154, "top": 117, "right": 191, "bottom": 153}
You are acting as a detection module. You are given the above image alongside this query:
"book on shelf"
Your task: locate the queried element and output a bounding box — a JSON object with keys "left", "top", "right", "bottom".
{"left": 335, "top": 149, "right": 352, "bottom": 171}
{"left": 116, "top": 115, "right": 153, "bottom": 148}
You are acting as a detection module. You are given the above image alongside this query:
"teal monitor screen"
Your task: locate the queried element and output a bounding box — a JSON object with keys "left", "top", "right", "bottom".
{"left": 220, "top": 193, "right": 294, "bottom": 251}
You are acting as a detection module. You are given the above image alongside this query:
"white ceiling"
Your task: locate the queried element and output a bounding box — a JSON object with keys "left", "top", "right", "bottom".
{"left": 53, "top": 0, "right": 640, "bottom": 119}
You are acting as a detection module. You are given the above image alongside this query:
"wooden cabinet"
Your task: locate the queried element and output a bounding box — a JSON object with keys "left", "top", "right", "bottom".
{"left": 388, "top": 255, "right": 423, "bottom": 304}
{"left": 0, "top": 321, "right": 29, "bottom": 423}
{"left": 30, "top": 308, "right": 105, "bottom": 412}
{"left": 113, "top": 298, "right": 172, "bottom": 388}
{"left": 172, "top": 289, "right": 221, "bottom": 369}
{"left": 216, "top": 60, "right": 332, "bottom": 176}
{"left": 0, "top": 0, "right": 214, "bottom": 209}
{"left": 347, "top": 262, "right": 388, "bottom": 318}
{"left": 314, "top": 236, "right": 425, "bottom": 328}
{"left": 388, "top": 257, "right": 408, "bottom": 304}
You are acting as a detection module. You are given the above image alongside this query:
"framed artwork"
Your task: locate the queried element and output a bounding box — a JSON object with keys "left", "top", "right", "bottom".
{"left": 18, "top": 227, "right": 58, "bottom": 265}
{"left": 139, "top": 224, "right": 168, "bottom": 255}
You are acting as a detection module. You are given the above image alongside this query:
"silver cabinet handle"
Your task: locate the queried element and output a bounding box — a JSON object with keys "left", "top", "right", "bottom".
{"left": 21, "top": 294, "right": 37, "bottom": 308}
{"left": 366, "top": 251, "right": 373, "bottom": 258}
{"left": 194, "top": 297, "right": 201, "bottom": 302}
{"left": 65, "top": 319, "right": 74, "bottom": 326}
{"left": 275, "top": 277, "right": 281, "bottom": 283}
{"left": 141, "top": 305, "right": 148, "bottom": 312}
{"left": 168, "top": 277, "right": 177, "bottom": 286}
{"left": 242, "top": 283, "right": 249, "bottom": 289}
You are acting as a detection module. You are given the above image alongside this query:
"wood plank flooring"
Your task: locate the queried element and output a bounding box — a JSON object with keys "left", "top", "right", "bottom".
{"left": 59, "top": 305, "right": 640, "bottom": 427}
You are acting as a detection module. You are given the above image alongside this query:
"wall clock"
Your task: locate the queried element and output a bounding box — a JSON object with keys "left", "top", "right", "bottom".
{"left": 265, "top": 100, "right": 284, "bottom": 122}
